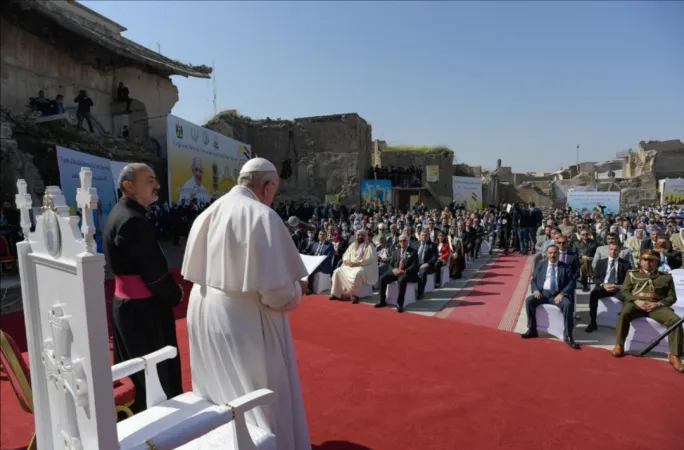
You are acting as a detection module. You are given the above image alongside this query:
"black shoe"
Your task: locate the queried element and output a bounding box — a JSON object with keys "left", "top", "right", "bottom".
{"left": 397, "top": 305, "right": 404, "bottom": 313}
{"left": 582, "top": 284, "right": 589, "bottom": 292}
{"left": 351, "top": 296, "right": 360, "bottom": 304}
{"left": 306, "top": 288, "right": 313, "bottom": 295}
{"left": 585, "top": 322, "right": 597, "bottom": 333}
{"left": 329, "top": 295, "right": 339, "bottom": 301}
{"left": 520, "top": 329, "right": 538, "bottom": 339}
{"left": 565, "top": 337, "right": 580, "bottom": 349}
{"left": 374, "top": 301, "right": 387, "bottom": 308}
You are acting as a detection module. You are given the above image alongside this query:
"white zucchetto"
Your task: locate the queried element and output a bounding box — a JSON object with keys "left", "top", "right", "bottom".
{"left": 239, "top": 157, "right": 277, "bottom": 174}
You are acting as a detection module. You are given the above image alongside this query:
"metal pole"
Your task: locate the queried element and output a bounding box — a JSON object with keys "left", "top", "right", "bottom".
{"left": 637, "top": 315, "right": 684, "bottom": 356}
{"left": 576, "top": 144, "right": 579, "bottom": 167}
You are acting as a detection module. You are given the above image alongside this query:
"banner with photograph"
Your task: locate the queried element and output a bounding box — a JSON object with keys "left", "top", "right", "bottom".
{"left": 452, "top": 176, "right": 483, "bottom": 210}
{"left": 410, "top": 195, "right": 420, "bottom": 209}
{"left": 360, "top": 179, "right": 392, "bottom": 209}
{"left": 325, "top": 194, "right": 340, "bottom": 205}
{"left": 166, "top": 114, "right": 250, "bottom": 205}
{"left": 426, "top": 165, "right": 440, "bottom": 183}
{"left": 660, "top": 178, "right": 684, "bottom": 204}
{"left": 567, "top": 191, "right": 621, "bottom": 214}
{"left": 56, "top": 146, "right": 119, "bottom": 252}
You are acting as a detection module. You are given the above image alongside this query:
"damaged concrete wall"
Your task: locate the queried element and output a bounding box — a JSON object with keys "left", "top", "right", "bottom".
{"left": 379, "top": 149, "right": 454, "bottom": 205}
{"left": 206, "top": 112, "right": 372, "bottom": 204}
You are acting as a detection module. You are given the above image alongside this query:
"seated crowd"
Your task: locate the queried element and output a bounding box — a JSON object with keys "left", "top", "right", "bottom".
{"left": 518, "top": 204, "right": 684, "bottom": 374}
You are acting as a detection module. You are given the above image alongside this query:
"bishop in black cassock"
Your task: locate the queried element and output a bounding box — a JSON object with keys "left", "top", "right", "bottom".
{"left": 104, "top": 163, "right": 183, "bottom": 413}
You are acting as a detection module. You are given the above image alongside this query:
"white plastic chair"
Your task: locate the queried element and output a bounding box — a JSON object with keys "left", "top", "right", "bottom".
{"left": 386, "top": 281, "right": 417, "bottom": 308}
{"left": 440, "top": 265, "right": 450, "bottom": 287}
{"left": 596, "top": 296, "right": 622, "bottom": 328}
{"left": 535, "top": 304, "right": 565, "bottom": 340}
{"left": 313, "top": 272, "right": 332, "bottom": 294}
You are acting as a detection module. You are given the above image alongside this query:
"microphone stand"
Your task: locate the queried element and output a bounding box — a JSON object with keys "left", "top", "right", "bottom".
{"left": 637, "top": 315, "right": 684, "bottom": 356}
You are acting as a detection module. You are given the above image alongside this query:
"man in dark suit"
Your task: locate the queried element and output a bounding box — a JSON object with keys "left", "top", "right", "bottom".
{"left": 640, "top": 229, "right": 659, "bottom": 251}
{"left": 375, "top": 235, "right": 419, "bottom": 313}
{"left": 521, "top": 244, "right": 580, "bottom": 349}
{"left": 656, "top": 235, "right": 682, "bottom": 270}
{"left": 586, "top": 243, "right": 630, "bottom": 332}
{"left": 305, "top": 230, "right": 334, "bottom": 295}
{"left": 411, "top": 229, "right": 438, "bottom": 299}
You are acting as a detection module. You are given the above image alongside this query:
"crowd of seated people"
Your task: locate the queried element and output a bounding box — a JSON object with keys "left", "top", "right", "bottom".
{"left": 286, "top": 200, "right": 505, "bottom": 311}
{"left": 518, "top": 203, "right": 684, "bottom": 373}
{"left": 367, "top": 165, "right": 423, "bottom": 188}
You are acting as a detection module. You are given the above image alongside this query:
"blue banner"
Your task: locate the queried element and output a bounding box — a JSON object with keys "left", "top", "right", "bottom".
{"left": 56, "top": 146, "right": 119, "bottom": 252}
{"left": 567, "top": 191, "right": 621, "bottom": 214}
{"left": 360, "top": 179, "right": 392, "bottom": 208}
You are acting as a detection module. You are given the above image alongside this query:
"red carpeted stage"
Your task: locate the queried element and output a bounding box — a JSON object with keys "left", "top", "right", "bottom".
{"left": 2, "top": 268, "right": 683, "bottom": 450}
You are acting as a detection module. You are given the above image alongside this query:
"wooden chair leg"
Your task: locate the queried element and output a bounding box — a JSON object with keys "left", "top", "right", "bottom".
{"left": 28, "top": 433, "right": 36, "bottom": 450}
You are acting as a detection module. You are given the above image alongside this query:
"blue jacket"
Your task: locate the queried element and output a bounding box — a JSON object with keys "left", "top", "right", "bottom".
{"left": 530, "top": 260, "right": 575, "bottom": 298}
{"left": 310, "top": 241, "right": 334, "bottom": 274}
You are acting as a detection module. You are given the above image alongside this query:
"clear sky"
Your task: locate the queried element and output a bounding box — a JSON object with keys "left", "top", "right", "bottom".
{"left": 82, "top": 1, "right": 683, "bottom": 172}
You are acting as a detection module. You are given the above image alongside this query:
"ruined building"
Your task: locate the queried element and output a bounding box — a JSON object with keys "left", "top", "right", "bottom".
{"left": 624, "top": 140, "right": 684, "bottom": 179}
{"left": 0, "top": 0, "right": 211, "bottom": 202}
{"left": 206, "top": 112, "right": 373, "bottom": 204}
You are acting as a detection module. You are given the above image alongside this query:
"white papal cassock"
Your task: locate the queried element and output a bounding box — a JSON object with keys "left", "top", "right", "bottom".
{"left": 181, "top": 184, "right": 310, "bottom": 450}
{"left": 330, "top": 236, "right": 379, "bottom": 298}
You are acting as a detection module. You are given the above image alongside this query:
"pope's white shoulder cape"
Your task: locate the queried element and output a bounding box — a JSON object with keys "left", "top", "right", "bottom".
{"left": 181, "top": 186, "right": 307, "bottom": 292}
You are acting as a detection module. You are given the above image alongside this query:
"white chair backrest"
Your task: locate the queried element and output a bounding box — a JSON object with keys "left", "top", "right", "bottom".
{"left": 671, "top": 268, "right": 684, "bottom": 308}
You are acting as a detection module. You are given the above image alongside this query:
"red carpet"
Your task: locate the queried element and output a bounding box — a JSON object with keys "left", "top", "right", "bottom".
{"left": 438, "top": 254, "right": 527, "bottom": 329}
{"left": 3, "top": 279, "right": 684, "bottom": 449}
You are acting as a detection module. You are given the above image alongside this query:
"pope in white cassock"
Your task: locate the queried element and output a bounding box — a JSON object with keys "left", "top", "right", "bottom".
{"left": 181, "top": 157, "right": 311, "bottom": 450}
{"left": 329, "top": 229, "right": 379, "bottom": 303}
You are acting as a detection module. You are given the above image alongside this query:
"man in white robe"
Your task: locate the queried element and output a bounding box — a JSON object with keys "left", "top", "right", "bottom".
{"left": 328, "top": 229, "right": 379, "bottom": 303}
{"left": 181, "top": 157, "right": 311, "bottom": 450}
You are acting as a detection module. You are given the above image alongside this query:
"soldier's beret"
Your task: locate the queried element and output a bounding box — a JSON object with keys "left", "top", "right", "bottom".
{"left": 640, "top": 249, "right": 659, "bottom": 261}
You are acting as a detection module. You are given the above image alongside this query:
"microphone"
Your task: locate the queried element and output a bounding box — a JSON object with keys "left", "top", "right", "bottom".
{"left": 287, "top": 216, "right": 316, "bottom": 232}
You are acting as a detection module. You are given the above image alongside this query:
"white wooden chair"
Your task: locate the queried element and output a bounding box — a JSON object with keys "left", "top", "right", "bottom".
{"left": 115, "top": 347, "right": 276, "bottom": 450}
{"left": 15, "top": 173, "right": 276, "bottom": 450}
{"left": 535, "top": 304, "right": 565, "bottom": 340}
{"left": 625, "top": 269, "right": 684, "bottom": 354}
{"left": 386, "top": 282, "right": 417, "bottom": 308}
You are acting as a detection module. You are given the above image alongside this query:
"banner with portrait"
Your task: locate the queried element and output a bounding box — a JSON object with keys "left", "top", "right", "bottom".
{"left": 360, "top": 179, "right": 392, "bottom": 209}
{"left": 410, "top": 195, "right": 420, "bottom": 209}
{"left": 325, "top": 194, "right": 340, "bottom": 205}
{"left": 166, "top": 114, "right": 250, "bottom": 205}
{"left": 567, "top": 191, "right": 621, "bottom": 214}
{"left": 426, "top": 165, "right": 440, "bottom": 183}
{"left": 55, "top": 146, "right": 119, "bottom": 252}
{"left": 659, "top": 178, "right": 684, "bottom": 204}
{"left": 452, "top": 176, "right": 483, "bottom": 210}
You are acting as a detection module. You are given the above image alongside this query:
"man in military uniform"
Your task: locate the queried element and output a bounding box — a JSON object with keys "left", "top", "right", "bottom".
{"left": 613, "top": 249, "right": 683, "bottom": 373}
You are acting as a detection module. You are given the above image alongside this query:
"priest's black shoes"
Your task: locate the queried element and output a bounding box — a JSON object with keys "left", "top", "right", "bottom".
{"left": 585, "top": 322, "right": 598, "bottom": 333}
{"left": 564, "top": 337, "right": 580, "bottom": 349}
{"left": 374, "top": 301, "right": 387, "bottom": 308}
{"left": 520, "top": 329, "right": 538, "bottom": 339}
{"left": 396, "top": 305, "right": 404, "bottom": 313}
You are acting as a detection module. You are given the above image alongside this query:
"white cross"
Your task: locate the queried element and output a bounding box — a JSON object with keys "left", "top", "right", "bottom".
{"left": 75, "top": 168, "right": 99, "bottom": 253}
{"left": 15, "top": 179, "right": 33, "bottom": 238}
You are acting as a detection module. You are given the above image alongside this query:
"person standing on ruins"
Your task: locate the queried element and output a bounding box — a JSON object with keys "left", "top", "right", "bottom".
{"left": 104, "top": 163, "right": 184, "bottom": 413}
